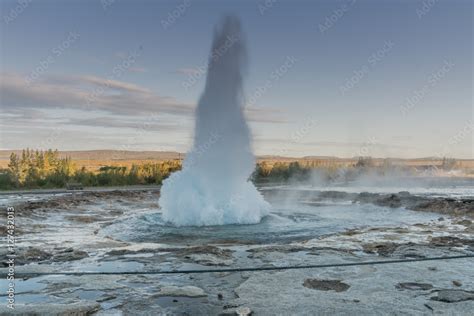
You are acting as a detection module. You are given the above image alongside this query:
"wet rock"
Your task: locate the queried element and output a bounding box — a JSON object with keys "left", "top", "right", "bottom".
{"left": 106, "top": 248, "right": 137, "bottom": 256}
{"left": 185, "top": 253, "right": 233, "bottom": 266}
{"left": 154, "top": 285, "right": 207, "bottom": 297}
{"left": 220, "top": 306, "right": 253, "bottom": 316}
{"left": 317, "top": 191, "right": 353, "bottom": 200}
{"left": 53, "top": 249, "right": 89, "bottom": 262}
{"left": 431, "top": 289, "right": 474, "bottom": 303}
{"left": 179, "top": 245, "right": 234, "bottom": 266}
{"left": 0, "top": 225, "right": 23, "bottom": 235}
{"left": 236, "top": 307, "right": 252, "bottom": 315}
{"left": 97, "top": 294, "right": 117, "bottom": 302}
{"left": 66, "top": 215, "right": 104, "bottom": 223}
{"left": 107, "top": 244, "right": 233, "bottom": 264}
{"left": 391, "top": 244, "right": 432, "bottom": 259}
{"left": 452, "top": 280, "right": 462, "bottom": 287}
{"left": 414, "top": 199, "right": 474, "bottom": 218}
{"left": 223, "top": 303, "right": 240, "bottom": 310}
{"left": 9, "top": 247, "right": 53, "bottom": 266}
{"left": 392, "top": 227, "right": 410, "bottom": 234}
{"left": 424, "top": 303, "right": 434, "bottom": 311}
{"left": 455, "top": 219, "right": 472, "bottom": 226}
{"left": 182, "top": 245, "right": 233, "bottom": 257}
{"left": 45, "top": 275, "right": 126, "bottom": 292}
{"left": 396, "top": 282, "right": 433, "bottom": 291}
{"left": 247, "top": 245, "right": 307, "bottom": 254}
{"left": 362, "top": 242, "right": 399, "bottom": 256}
{"left": 106, "top": 245, "right": 162, "bottom": 256}
{"left": 376, "top": 194, "right": 402, "bottom": 208}
{"left": 108, "top": 209, "right": 124, "bottom": 216}
{"left": 429, "top": 236, "right": 474, "bottom": 248}
{"left": 349, "top": 191, "right": 474, "bottom": 218}
{"left": 13, "top": 189, "right": 150, "bottom": 217}
{"left": 341, "top": 229, "right": 359, "bottom": 236}
{"left": 0, "top": 301, "right": 100, "bottom": 315}
{"left": 303, "top": 279, "right": 350, "bottom": 292}
{"left": 353, "top": 192, "right": 378, "bottom": 204}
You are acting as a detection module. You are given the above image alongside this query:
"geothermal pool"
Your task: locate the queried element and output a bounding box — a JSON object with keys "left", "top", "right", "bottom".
{"left": 102, "top": 189, "right": 440, "bottom": 246}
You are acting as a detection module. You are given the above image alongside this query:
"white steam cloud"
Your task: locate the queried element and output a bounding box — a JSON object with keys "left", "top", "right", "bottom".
{"left": 159, "top": 16, "right": 270, "bottom": 226}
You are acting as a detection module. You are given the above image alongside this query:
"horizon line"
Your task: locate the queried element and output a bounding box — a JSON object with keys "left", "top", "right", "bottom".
{"left": 0, "top": 149, "right": 472, "bottom": 161}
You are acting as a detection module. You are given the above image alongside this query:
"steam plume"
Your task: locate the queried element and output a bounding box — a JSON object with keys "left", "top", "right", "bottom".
{"left": 159, "top": 16, "right": 270, "bottom": 226}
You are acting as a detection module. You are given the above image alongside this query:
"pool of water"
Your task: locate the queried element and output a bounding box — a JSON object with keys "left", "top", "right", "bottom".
{"left": 102, "top": 193, "right": 440, "bottom": 246}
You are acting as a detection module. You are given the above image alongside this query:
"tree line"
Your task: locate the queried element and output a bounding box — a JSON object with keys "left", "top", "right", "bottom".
{"left": 0, "top": 150, "right": 462, "bottom": 190}
{"left": 0, "top": 149, "right": 181, "bottom": 190}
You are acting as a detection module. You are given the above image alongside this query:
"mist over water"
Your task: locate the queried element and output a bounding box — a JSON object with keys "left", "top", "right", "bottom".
{"left": 159, "top": 16, "right": 270, "bottom": 226}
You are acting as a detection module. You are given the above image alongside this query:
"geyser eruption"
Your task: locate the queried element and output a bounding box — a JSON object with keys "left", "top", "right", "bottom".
{"left": 159, "top": 16, "right": 270, "bottom": 226}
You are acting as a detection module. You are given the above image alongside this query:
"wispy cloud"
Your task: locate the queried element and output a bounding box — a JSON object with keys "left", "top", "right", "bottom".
{"left": 80, "top": 75, "right": 151, "bottom": 93}
{"left": 0, "top": 72, "right": 285, "bottom": 139}
{"left": 0, "top": 72, "right": 193, "bottom": 116}
{"left": 67, "top": 116, "right": 185, "bottom": 132}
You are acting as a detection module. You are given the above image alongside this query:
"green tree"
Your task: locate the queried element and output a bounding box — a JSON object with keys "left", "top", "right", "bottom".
{"left": 7, "top": 153, "right": 20, "bottom": 186}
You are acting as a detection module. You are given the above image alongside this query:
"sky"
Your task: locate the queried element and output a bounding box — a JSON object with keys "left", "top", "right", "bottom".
{"left": 0, "top": 0, "right": 472, "bottom": 158}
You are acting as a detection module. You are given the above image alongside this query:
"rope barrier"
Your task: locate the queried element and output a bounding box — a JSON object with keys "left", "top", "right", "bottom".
{"left": 14, "top": 254, "right": 474, "bottom": 276}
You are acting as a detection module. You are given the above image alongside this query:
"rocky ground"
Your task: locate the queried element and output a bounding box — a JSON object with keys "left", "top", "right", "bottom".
{"left": 0, "top": 188, "right": 473, "bottom": 315}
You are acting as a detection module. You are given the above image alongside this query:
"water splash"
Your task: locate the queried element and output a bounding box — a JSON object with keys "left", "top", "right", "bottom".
{"left": 159, "top": 16, "right": 270, "bottom": 226}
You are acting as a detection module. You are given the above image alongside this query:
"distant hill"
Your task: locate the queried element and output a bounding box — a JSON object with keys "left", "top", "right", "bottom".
{"left": 0, "top": 150, "right": 472, "bottom": 169}
{"left": 0, "top": 150, "right": 183, "bottom": 161}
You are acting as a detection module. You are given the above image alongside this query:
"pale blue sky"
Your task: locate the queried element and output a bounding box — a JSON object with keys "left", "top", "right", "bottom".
{"left": 0, "top": 0, "right": 472, "bottom": 158}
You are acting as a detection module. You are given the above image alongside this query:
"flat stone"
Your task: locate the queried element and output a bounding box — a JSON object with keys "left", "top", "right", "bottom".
{"left": 0, "top": 302, "right": 100, "bottom": 315}
{"left": 236, "top": 307, "right": 252, "bottom": 315}
{"left": 396, "top": 282, "right": 433, "bottom": 291}
{"left": 53, "top": 249, "right": 89, "bottom": 262}
{"left": 431, "top": 290, "right": 474, "bottom": 303}
{"left": 303, "top": 279, "right": 350, "bottom": 292}
{"left": 186, "top": 253, "right": 233, "bottom": 266}
{"left": 154, "top": 285, "right": 207, "bottom": 297}
{"left": 452, "top": 280, "right": 462, "bottom": 287}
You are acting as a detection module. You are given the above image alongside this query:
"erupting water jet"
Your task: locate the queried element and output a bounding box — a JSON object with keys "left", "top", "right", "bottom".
{"left": 159, "top": 16, "right": 270, "bottom": 226}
